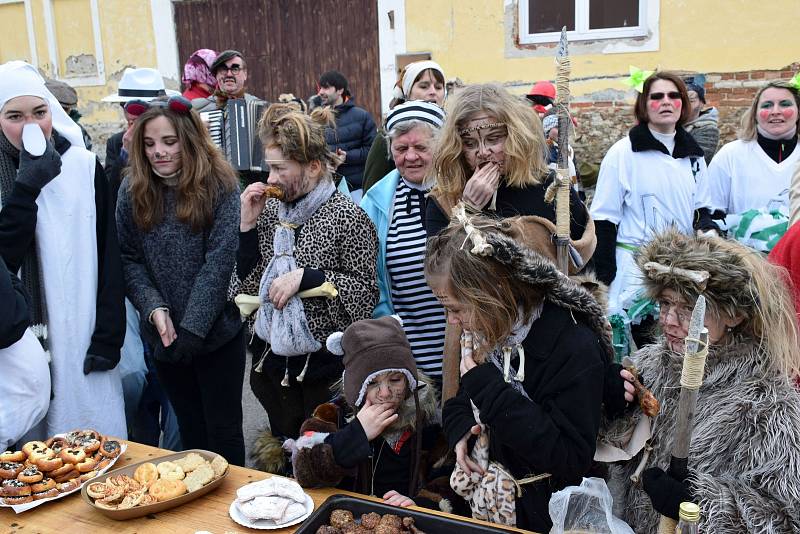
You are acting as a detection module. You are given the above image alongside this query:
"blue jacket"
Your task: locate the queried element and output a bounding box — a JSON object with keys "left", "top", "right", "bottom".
{"left": 326, "top": 98, "right": 377, "bottom": 189}
{"left": 359, "top": 169, "right": 401, "bottom": 318}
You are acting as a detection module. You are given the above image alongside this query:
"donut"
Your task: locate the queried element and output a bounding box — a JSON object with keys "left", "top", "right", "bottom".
{"left": 148, "top": 479, "right": 187, "bottom": 502}
{"left": 46, "top": 436, "right": 68, "bottom": 449}
{"left": 96, "top": 458, "right": 111, "bottom": 470}
{"left": 27, "top": 447, "right": 54, "bottom": 463}
{"left": 99, "top": 440, "right": 121, "bottom": 459}
{"left": 1, "top": 478, "right": 31, "bottom": 497}
{"left": 35, "top": 456, "right": 63, "bottom": 473}
{"left": 75, "top": 437, "right": 101, "bottom": 454}
{"left": 30, "top": 477, "right": 56, "bottom": 493}
{"left": 17, "top": 466, "right": 43, "bottom": 483}
{"left": 53, "top": 469, "right": 80, "bottom": 484}
{"left": 59, "top": 448, "right": 86, "bottom": 464}
{"left": 21, "top": 441, "right": 47, "bottom": 457}
{"left": 76, "top": 457, "right": 98, "bottom": 473}
{"left": 133, "top": 462, "right": 158, "bottom": 487}
{"left": 263, "top": 185, "right": 285, "bottom": 200}
{"left": 2, "top": 494, "right": 33, "bottom": 505}
{"left": 0, "top": 462, "right": 24, "bottom": 479}
{"left": 79, "top": 470, "right": 98, "bottom": 482}
{"left": 32, "top": 487, "right": 59, "bottom": 500}
{"left": 57, "top": 478, "right": 80, "bottom": 493}
{"left": 49, "top": 462, "right": 76, "bottom": 478}
{"left": 0, "top": 450, "right": 25, "bottom": 463}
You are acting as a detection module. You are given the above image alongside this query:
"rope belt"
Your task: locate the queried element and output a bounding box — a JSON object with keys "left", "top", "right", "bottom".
{"left": 491, "top": 462, "right": 552, "bottom": 498}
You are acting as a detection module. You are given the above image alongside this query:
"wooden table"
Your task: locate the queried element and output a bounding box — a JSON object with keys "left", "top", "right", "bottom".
{"left": 2, "top": 441, "right": 533, "bottom": 533}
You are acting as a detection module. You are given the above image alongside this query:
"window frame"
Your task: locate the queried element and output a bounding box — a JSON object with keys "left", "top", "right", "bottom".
{"left": 518, "top": 0, "right": 650, "bottom": 44}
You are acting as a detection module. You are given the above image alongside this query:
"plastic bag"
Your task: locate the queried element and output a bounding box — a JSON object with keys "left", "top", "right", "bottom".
{"left": 548, "top": 477, "right": 633, "bottom": 534}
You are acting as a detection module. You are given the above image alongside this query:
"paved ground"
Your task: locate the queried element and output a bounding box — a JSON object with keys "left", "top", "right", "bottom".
{"left": 242, "top": 349, "right": 268, "bottom": 469}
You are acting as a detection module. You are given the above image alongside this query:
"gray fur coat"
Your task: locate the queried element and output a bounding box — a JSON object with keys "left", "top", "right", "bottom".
{"left": 603, "top": 339, "right": 800, "bottom": 533}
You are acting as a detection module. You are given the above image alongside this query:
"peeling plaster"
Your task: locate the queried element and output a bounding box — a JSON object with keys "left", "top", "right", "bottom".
{"left": 65, "top": 54, "right": 98, "bottom": 77}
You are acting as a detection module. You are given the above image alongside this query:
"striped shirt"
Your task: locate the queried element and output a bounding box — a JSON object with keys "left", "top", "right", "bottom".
{"left": 385, "top": 179, "right": 446, "bottom": 378}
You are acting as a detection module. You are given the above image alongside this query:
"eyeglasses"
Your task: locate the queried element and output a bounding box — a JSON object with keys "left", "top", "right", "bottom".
{"left": 649, "top": 92, "right": 682, "bottom": 101}
{"left": 657, "top": 298, "right": 692, "bottom": 325}
{"left": 219, "top": 64, "right": 243, "bottom": 75}
{"left": 123, "top": 95, "right": 193, "bottom": 118}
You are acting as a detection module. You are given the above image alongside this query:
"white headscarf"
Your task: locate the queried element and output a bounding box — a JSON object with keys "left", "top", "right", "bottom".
{"left": 0, "top": 61, "right": 85, "bottom": 149}
{"left": 392, "top": 60, "right": 446, "bottom": 101}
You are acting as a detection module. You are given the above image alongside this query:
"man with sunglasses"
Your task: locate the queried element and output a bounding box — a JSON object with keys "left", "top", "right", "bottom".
{"left": 192, "top": 50, "right": 261, "bottom": 113}
{"left": 192, "top": 50, "right": 267, "bottom": 186}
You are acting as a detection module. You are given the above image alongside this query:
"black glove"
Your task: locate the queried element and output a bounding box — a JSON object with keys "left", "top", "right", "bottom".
{"left": 169, "top": 327, "right": 204, "bottom": 365}
{"left": 83, "top": 352, "right": 117, "bottom": 375}
{"left": 603, "top": 362, "right": 631, "bottom": 419}
{"left": 16, "top": 142, "right": 62, "bottom": 191}
{"left": 642, "top": 466, "right": 692, "bottom": 520}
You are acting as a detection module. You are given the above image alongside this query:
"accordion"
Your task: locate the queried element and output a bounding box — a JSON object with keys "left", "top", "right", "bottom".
{"left": 201, "top": 99, "right": 268, "bottom": 172}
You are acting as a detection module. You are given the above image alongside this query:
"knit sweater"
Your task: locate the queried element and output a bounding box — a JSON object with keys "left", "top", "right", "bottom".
{"left": 116, "top": 178, "right": 242, "bottom": 352}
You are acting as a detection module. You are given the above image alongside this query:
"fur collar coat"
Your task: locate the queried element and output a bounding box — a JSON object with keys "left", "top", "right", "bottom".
{"left": 603, "top": 338, "right": 800, "bottom": 533}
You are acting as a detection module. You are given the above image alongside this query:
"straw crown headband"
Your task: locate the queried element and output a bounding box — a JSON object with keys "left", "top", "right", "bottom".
{"left": 458, "top": 121, "right": 507, "bottom": 136}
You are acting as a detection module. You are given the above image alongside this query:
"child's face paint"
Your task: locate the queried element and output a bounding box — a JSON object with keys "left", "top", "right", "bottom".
{"left": 756, "top": 87, "right": 798, "bottom": 138}
{"left": 364, "top": 371, "right": 408, "bottom": 410}
{"left": 645, "top": 79, "right": 681, "bottom": 134}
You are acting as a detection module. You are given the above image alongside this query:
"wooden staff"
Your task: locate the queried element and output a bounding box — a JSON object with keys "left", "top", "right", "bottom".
{"left": 553, "top": 26, "right": 572, "bottom": 275}
{"left": 657, "top": 295, "right": 708, "bottom": 533}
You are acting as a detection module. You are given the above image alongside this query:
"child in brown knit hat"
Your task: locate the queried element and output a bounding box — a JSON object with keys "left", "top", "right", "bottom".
{"left": 286, "top": 315, "right": 446, "bottom": 509}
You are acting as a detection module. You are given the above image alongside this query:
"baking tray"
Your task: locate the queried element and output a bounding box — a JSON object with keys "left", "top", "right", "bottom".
{"left": 80, "top": 448, "right": 228, "bottom": 520}
{"left": 294, "top": 494, "right": 517, "bottom": 534}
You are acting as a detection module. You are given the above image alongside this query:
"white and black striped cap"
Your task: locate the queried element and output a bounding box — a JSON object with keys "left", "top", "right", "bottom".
{"left": 385, "top": 100, "right": 445, "bottom": 132}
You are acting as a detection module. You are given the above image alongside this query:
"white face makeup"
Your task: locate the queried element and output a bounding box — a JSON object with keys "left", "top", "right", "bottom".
{"left": 0, "top": 96, "right": 53, "bottom": 150}
{"left": 460, "top": 112, "right": 508, "bottom": 173}
{"left": 756, "top": 87, "right": 798, "bottom": 138}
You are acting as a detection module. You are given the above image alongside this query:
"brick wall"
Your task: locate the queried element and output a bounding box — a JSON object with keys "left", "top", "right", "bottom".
{"left": 570, "top": 63, "right": 800, "bottom": 167}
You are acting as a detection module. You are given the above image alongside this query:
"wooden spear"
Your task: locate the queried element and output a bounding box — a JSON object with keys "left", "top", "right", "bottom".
{"left": 657, "top": 295, "right": 708, "bottom": 533}
{"left": 553, "top": 26, "right": 572, "bottom": 275}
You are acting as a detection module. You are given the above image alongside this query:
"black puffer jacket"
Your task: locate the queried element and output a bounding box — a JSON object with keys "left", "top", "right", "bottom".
{"left": 443, "top": 301, "right": 607, "bottom": 532}
{"left": 325, "top": 98, "right": 377, "bottom": 189}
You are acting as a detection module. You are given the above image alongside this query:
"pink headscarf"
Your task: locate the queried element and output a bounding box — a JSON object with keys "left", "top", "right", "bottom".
{"left": 182, "top": 49, "right": 217, "bottom": 88}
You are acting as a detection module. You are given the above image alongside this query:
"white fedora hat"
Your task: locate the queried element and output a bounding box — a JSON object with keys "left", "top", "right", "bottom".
{"left": 102, "top": 67, "right": 180, "bottom": 103}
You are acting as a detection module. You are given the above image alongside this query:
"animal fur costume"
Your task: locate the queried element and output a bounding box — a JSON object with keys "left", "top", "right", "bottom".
{"left": 601, "top": 229, "right": 800, "bottom": 533}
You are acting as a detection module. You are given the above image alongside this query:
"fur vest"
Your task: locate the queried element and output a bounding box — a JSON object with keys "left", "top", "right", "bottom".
{"left": 603, "top": 339, "right": 800, "bottom": 533}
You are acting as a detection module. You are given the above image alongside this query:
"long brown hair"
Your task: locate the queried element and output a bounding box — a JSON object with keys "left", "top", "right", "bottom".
{"left": 430, "top": 83, "right": 548, "bottom": 213}
{"left": 633, "top": 71, "right": 691, "bottom": 126}
{"left": 424, "top": 217, "right": 544, "bottom": 353}
{"left": 739, "top": 81, "right": 800, "bottom": 141}
{"left": 127, "top": 106, "right": 237, "bottom": 232}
